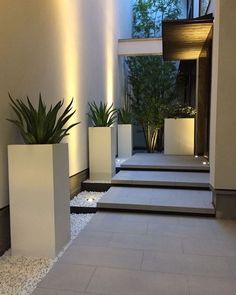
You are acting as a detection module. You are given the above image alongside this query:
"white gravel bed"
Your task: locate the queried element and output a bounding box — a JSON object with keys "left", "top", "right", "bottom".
{"left": 0, "top": 213, "right": 94, "bottom": 295}
{"left": 70, "top": 191, "right": 104, "bottom": 207}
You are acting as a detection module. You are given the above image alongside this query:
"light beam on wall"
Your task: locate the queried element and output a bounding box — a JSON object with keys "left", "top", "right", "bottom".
{"left": 56, "top": 0, "right": 81, "bottom": 176}
{"left": 105, "top": 0, "right": 116, "bottom": 106}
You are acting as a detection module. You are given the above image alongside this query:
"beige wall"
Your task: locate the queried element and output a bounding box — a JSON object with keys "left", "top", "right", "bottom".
{"left": 210, "top": 0, "right": 236, "bottom": 190}
{"left": 0, "top": 0, "right": 132, "bottom": 208}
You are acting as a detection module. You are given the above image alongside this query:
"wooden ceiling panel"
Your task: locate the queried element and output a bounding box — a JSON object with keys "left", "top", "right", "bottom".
{"left": 162, "top": 19, "right": 213, "bottom": 60}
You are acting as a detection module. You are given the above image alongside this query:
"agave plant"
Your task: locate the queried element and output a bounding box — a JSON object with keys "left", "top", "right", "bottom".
{"left": 7, "top": 93, "right": 80, "bottom": 144}
{"left": 118, "top": 107, "right": 132, "bottom": 124}
{"left": 88, "top": 101, "right": 116, "bottom": 127}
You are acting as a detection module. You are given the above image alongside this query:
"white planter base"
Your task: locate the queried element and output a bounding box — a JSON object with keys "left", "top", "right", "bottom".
{"left": 89, "top": 127, "right": 116, "bottom": 180}
{"left": 118, "top": 124, "right": 133, "bottom": 158}
{"left": 8, "top": 144, "right": 70, "bottom": 258}
{"left": 164, "top": 118, "right": 195, "bottom": 155}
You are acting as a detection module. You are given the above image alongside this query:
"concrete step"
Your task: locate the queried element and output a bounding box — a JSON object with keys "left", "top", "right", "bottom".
{"left": 120, "top": 154, "right": 209, "bottom": 172}
{"left": 97, "top": 187, "right": 215, "bottom": 215}
{"left": 112, "top": 170, "right": 210, "bottom": 189}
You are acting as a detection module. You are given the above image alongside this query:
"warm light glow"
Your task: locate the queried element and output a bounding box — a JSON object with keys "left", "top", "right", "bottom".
{"left": 105, "top": 0, "right": 116, "bottom": 106}
{"left": 203, "top": 161, "right": 207, "bottom": 165}
{"left": 56, "top": 0, "right": 81, "bottom": 176}
{"left": 87, "top": 197, "right": 95, "bottom": 203}
{"left": 195, "top": 155, "right": 199, "bottom": 158}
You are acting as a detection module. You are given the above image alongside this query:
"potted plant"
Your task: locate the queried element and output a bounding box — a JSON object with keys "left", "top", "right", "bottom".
{"left": 117, "top": 107, "right": 133, "bottom": 158}
{"left": 164, "top": 104, "right": 196, "bottom": 155}
{"left": 7, "top": 93, "right": 79, "bottom": 258}
{"left": 88, "top": 101, "right": 116, "bottom": 180}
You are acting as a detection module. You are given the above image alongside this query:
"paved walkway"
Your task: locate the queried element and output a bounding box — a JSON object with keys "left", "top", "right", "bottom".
{"left": 33, "top": 212, "right": 236, "bottom": 295}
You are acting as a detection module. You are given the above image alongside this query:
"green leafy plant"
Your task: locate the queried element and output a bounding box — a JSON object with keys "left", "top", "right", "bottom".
{"left": 126, "top": 0, "right": 182, "bottom": 152}
{"left": 88, "top": 101, "right": 116, "bottom": 127}
{"left": 132, "top": 97, "right": 167, "bottom": 152}
{"left": 118, "top": 107, "right": 132, "bottom": 124}
{"left": 166, "top": 103, "right": 196, "bottom": 119}
{"left": 7, "top": 93, "right": 80, "bottom": 144}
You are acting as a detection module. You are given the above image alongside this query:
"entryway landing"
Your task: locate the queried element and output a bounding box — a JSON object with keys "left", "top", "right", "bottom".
{"left": 119, "top": 153, "right": 209, "bottom": 172}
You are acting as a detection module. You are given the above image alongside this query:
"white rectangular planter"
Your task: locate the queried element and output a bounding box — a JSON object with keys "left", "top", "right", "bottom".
{"left": 89, "top": 127, "right": 116, "bottom": 180}
{"left": 8, "top": 144, "right": 70, "bottom": 258}
{"left": 118, "top": 124, "right": 133, "bottom": 158}
{"left": 164, "top": 118, "right": 195, "bottom": 155}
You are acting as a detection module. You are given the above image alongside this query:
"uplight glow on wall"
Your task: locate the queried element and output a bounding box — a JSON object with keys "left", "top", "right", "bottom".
{"left": 105, "top": 0, "right": 116, "bottom": 106}
{"left": 56, "top": 0, "right": 81, "bottom": 176}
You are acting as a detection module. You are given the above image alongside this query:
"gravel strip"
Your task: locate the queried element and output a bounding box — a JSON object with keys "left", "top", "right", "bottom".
{"left": 70, "top": 191, "right": 104, "bottom": 207}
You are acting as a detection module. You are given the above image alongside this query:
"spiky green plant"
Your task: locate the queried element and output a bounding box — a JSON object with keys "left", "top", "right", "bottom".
{"left": 88, "top": 101, "right": 116, "bottom": 127}
{"left": 118, "top": 107, "right": 132, "bottom": 124}
{"left": 7, "top": 93, "right": 80, "bottom": 144}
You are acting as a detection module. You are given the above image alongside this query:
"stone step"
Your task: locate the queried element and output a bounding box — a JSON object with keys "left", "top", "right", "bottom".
{"left": 112, "top": 170, "right": 210, "bottom": 189}
{"left": 97, "top": 187, "right": 215, "bottom": 215}
{"left": 120, "top": 154, "right": 209, "bottom": 172}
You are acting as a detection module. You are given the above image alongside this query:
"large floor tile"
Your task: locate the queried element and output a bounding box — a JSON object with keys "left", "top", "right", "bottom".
{"left": 148, "top": 222, "right": 217, "bottom": 239}
{"left": 59, "top": 245, "right": 143, "bottom": 270}
{"left": 87, "top": 267, "right": 188, "bottom": 295}
{"left": 85, "top": 219, "right": 147, "bottom": 234}
{"left": 33, "top": 288, "right": 89, "bottom": 295}
{"left": 188, "top": 275, "right": 236, "bottom": 295}
{"left": 109, "top": 232, "right": 183, "bottom": 253}
{"left": 38, "top": 263, "right": 95, "bottom": 292}
{"left": 72, "top": 231, "right": 113, "bottom": 247}
{"left": 183, "top": 237, "right": 236, "bottom": 257}
{"left": 177, "top": 216, "right": 216, "bottom": 228}
{"left": 226, "top": 256, "right": 236, "bottom": 277}
{"left": 142, "top": 251, "right": 232, "bottom": 277}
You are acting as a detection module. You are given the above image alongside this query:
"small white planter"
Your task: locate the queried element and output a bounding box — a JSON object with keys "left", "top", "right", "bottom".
{"left": 89, "top": 126, "right": 116, "bottom": 180}
{"left": 118, "top": 124, "right": 133, "bottom": 158}
{"left": 164, "top": 118, "right": 195, "bottom": 155}
{"left": 8, "top": 144, "right": 70, "bottom": 258}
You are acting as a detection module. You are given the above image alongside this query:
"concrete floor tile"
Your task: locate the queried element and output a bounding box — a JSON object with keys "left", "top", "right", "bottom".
{"left": 110, "top": 232, "right": 183, "bottom": 253}
{"left": 226, "top": 257, "right": 236, "bottom": 277}
{"left": 87, "top": 267, "right": 188, "bottom": 295}
{"left": 38, "top": 263, "right": 95, "bottom": 292}
{"left": 142, "top": 251, "right": 232, "bottom": 277}
{"left": 148, "top": 223, "right": 217, "bottom": 239}
{"left": 183, "top": 237, "right": 236, "bottom": 257}
{"left": 73, "top": 231, "right": 113, "bottom": 247}
{"left": 32, "top": 288, "right": 89, "bottom": 295}
{"left": 188, "top": 275, "right": 236, "bottom": 295}
{"left": 59, "top": 245, "right": 143, "bottom": 270}
{"left": 85, "top": 219, "right": 147, "bottom": 234}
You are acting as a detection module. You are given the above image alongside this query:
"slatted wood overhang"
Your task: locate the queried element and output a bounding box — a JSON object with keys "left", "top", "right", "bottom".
{"left": 162, "top": 18, "right": 213, "bottom": 60}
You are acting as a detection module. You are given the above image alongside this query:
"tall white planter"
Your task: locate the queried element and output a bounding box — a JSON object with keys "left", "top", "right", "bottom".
{"left": 89, "top": 127, "right": 116, "bottom": 180}
{"left": 164, "top": 118, "right": 195, "bottom": 155}
{"left": 118, "top": 124, "right": 133, "bottom": 158}
{"left": 8, "top": 144, "right": 70, "bottom": 258}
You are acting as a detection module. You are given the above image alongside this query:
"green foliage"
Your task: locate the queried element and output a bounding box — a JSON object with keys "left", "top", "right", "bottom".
{"left": 127, "top": 56, "right": 177, "bottom": 103}
{"left": 7, "top": 93, "right": 80, "bottom": 144}
{"left": 131, "top": 96, "right": 168, "bottom": 152}
{"left": 133, "top": 0, "right": 181, "bottom": 38}
{"left": 88, "top": 101, "right": 116, "bottom": 127}
{"left": 127, "top": 0, "right": 181, "bottom": 152}
{"left": 167, "top": 103, "right": 196, "bottom": 118}
{"left": 118, "top": 107, "right": 132, "bottom": 124}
